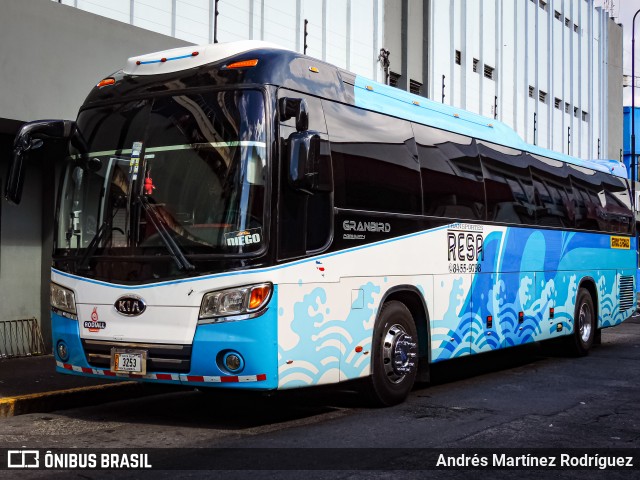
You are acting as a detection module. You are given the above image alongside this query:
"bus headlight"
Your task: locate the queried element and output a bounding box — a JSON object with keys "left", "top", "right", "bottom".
{"left": 50, "top": 283, "right": 77, "bottom": 316}
{"left": 199, "top": 283, "right": 272, "bottom": 321}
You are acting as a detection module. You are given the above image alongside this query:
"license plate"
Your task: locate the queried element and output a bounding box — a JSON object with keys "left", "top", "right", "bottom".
{"left": 110, "top": 348, "right": 147, "bottom": 375}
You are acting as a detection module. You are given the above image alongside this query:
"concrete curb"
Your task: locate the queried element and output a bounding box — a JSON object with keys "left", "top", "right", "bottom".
{"left": 0, "top": 382, "right": 175, "bottom": 417}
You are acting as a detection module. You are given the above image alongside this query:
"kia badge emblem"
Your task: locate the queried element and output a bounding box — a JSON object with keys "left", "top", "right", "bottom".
{"left": 114, "top": 296, "right": 146, "bottom": 316}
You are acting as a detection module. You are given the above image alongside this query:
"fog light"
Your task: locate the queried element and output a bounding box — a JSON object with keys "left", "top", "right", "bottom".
{"left": 57, "top": 341, "right": 69, "bottom": 362}
{"left": 223, "top": 352, "right": 244, "bottom": 373}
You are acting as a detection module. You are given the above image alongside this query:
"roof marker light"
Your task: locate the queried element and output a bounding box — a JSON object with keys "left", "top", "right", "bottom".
{"left": 413, "top": 101, "right": 420, "bottom": 106}
{"left": 487, "top": 123, "right": 494, "bottom": 127}
{"left": 226, "top": 59, "right": 259, "bottom": 69}
{"left": 136, "top": 60, "right": 141, "bottom": 65}
{"left": 160, "top": 57, "right": 167, "bottom": 63}
{"left": 309, "top": 66, "right": 319, "bottom": 73}
{"left": 366, "top": 85, "right": 374, "bottom": 91}
{"left": 192, "top": 51, "right": 199, "bottom": 57}
{"left": 453, "top": 113, "right": 460, "bottom": 118}
{"left": 97, "top": 78, "right": 116, "bottom": 88}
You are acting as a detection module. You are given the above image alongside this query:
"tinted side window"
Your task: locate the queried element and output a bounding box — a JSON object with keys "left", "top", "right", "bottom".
{"left": 528, "top": 154, "right": 575, "bottom": 228}
{"left": 479, "top": 142, "right": 536, "bottom": 225}
{"left": 605, "top": 177, "right": 633, "bottom": 234}
{"left": 568, "top": 167, "right": 633, "bottom": 234}
{"left": 324, "top": 101, "right": 421, "bottom": 214}
{"left": 569, "top": 165, "right": 608, "bottom": 232}
{"left": 413, "top": 123, "right": 484, "bottom": 220}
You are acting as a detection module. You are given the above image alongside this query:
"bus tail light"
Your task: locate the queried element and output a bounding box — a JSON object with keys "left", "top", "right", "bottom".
{"left": 199, "top": 283, "right": 272, "bottom": 321}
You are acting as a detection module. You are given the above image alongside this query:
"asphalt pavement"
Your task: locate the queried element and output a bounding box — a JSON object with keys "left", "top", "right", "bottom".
{"left": 0, "top": 355, "right": 174, "bottom": 417}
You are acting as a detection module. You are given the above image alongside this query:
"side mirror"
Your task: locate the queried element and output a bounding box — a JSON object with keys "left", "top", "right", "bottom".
{"left": 5, "top": 120, "right": 82, "bottom": 205}
{"left": 288, "top": 131, "right": 332, "bottom": 194}
{"left": 279, "top": 97, "right": 309, "bottom": 132}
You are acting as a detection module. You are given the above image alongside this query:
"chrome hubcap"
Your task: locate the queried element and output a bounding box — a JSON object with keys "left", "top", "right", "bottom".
{"left": 381, "top": 324, "right": 417, "bottom": 383}
{"left": 578, "top": 302, "right": 592, "bottom": 343}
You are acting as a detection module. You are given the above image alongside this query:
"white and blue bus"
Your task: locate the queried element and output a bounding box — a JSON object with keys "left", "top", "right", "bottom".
{"left": 6, "top": 41, "right": 636, "bottom": 406}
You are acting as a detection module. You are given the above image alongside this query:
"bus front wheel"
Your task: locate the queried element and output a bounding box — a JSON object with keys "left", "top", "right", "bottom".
{"left": 567, "top": 287, "right": 596, "bottom": 356}
{"left": 363, "top": 300, "right": 418, "bottom": 407}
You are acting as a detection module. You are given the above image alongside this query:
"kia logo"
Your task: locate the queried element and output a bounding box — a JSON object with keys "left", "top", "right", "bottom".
{"left": 114, "top": 296, "right": 146, "bottom": 316}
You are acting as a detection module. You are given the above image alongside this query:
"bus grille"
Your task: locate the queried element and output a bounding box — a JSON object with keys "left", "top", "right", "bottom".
{"left": 82, "top": 340, "right": 191, "bottom": 373}
{"left": 619, "top": 275, "right": 635, "bottom": 312}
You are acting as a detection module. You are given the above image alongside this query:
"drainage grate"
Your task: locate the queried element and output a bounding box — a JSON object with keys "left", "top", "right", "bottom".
{"left": 0, "top": 318, "right": 46, "bottom": 358}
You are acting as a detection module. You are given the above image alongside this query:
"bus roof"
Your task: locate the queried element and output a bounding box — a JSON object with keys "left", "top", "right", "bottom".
{"left": 108, "top": 41, "right": 625, "bottom": 179}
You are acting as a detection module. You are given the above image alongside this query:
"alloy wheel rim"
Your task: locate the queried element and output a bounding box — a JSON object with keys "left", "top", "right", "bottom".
{"left": 381, "top": 323, "right": 417, "bottom": 384}
{"left": 578, "top": 302, "right": 592, "bottom": 344}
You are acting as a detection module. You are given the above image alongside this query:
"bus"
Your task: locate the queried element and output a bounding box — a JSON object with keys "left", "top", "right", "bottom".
{"left": 6, "top": 41, "right": 636, "bottom": 406}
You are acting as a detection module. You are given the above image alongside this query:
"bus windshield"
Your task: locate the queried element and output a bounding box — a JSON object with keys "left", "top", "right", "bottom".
{"left": 56, "top": 89, "right": 267, "bottom": 263}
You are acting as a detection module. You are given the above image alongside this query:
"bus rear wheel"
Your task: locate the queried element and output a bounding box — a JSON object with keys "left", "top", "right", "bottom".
{"left": 567, "top": 287, "right": 596, "bottom": 356}
{"left": 363, "top": 300, "right": 418, "bottom": 407}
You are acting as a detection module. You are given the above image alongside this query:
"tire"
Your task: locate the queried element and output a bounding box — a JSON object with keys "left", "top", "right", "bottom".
{"left": 567, "top": 287, "right": 596, "bottom": 356}
{"left": 362, "top": 300, "right": 419, "bottom": 407}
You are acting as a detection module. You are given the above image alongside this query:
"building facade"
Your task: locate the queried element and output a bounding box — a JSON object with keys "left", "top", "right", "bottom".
{"left": 384, "top": 0, "right": 623, "bottom": 162}
{"left": 54, "top": 0, "right": 386, "bottom": 82}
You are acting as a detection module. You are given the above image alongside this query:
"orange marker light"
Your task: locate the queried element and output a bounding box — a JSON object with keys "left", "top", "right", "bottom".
{"left": 248, "top": 284, "right": 271, "bottom": 310}
{"left": 366, "top": 85, "right": 374, "bottom": 91}
{"left": 309, "top": 66, "right": 319, "bottom": 73}
{"left": 97, "top": 78, "right": 115, "bottom": 88}
{"left": 227, "top": 59, "right": 259, "bottom": 69}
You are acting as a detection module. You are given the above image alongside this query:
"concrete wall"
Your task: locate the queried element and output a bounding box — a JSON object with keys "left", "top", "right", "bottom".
{"left": 0, "top": 0, "right": 190, "bottom": 124}
{"left": 384, "top": 0, "right": 620, "bottom": 162}
{"left": 607, "top": 16, "right": 623, "bottom": 161}
{"left": 0, "top": 0, "right": 190, "bottom": 349}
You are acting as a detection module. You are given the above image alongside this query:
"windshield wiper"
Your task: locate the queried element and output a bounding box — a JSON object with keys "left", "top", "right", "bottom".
{"left": 76, "top": 220, "right": 113, "bottom": 272}
{"left": 137, "top": 195, "right": 195, "bottom": 271}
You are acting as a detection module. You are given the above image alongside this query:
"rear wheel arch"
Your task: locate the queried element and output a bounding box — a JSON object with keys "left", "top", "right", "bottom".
{"left": 577, "top": 277, "right": 599, "bottom": 327}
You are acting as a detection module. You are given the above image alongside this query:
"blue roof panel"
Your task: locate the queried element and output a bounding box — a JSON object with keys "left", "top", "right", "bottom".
{"left": 352, "top": 75, "right": 622, "bottom": 178}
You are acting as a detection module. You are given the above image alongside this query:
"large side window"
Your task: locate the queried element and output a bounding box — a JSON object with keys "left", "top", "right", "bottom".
{"left": 569, "top": 165, "right": 608, "bottom": 232}
{"left": 528, "top": 154, "right": 574, "bottom": 228}
{"left": 323, "top": 101, "right": 421, "bottom": 215}
{"left": 602, "top": 176, "right": 633, "bottom": 234}
{"left": 413, "top": 123, "right": 484, "bottom": 220}
{"left": 574, "top": 170, "right": 633, "bottom": 234}
{"left": 479, "top": 141, "right": 536, "bottom": 225}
